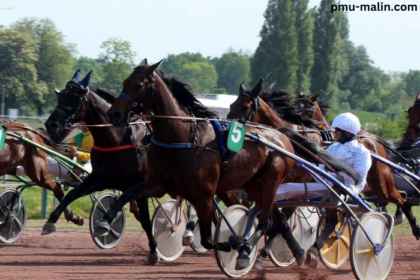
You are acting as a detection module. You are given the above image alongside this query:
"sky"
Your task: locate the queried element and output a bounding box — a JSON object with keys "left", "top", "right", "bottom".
{"left": 1, "top": 0, "right": 419, "bottom": 72}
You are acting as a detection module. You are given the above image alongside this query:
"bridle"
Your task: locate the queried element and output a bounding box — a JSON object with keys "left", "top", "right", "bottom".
{"left": 53, "top": 82, "right": 89, "bottom": 129}
{"left": 118, "top": 68, "right": 156, "bottom": 110}
{"left": 406, "top": 99, "right": 420, "bottom": 136}
{"left": 294, "top": 96, "right": 316, "bottom": 119}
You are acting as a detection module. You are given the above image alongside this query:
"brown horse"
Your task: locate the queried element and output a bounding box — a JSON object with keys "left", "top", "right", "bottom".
{"left": 401, "top": 92, "right": 420, "bottom": 149}
{"left": 295, "top": 93, "right": 420, "bottom": 239}
{"left": 0, "top": 122, "right": 82, "bottom": 225}
{"left": 228, "top": 84, "right": 344, "bottom": 268}
{"left": 98, "top": 59, "right": 359, "bottom": 270}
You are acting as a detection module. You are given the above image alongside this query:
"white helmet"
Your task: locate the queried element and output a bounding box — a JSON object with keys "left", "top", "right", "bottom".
{"left": 331, "top": 113, "right": 361, "bottom": 135}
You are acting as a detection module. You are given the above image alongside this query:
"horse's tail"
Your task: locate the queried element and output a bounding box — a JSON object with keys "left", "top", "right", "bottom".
{"left": 279, "top": 128, "right": 361, "bottom": 185}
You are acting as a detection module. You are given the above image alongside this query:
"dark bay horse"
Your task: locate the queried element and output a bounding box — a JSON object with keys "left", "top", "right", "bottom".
{"left": 295, "top": 93, "right": 420, "bottom": 239}
{"left": 0, "top": 122, "right": 82, "bottom": 225}
{"left": 99, "top": 59, "right": 359, "bottom": 269}
{"left": 43, "top": 70, "right": 161, "bottom": 264}
{"left": 401, "top": 92, "right": 420, "bottom": 149}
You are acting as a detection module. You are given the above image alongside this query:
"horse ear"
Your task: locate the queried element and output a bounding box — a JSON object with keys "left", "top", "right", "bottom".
{"left": 79, "top": 70, "right": 93, "bottom": 88}
{"left": 147, "top": 59, "right": 163, "bottom": 75}
{"left": 267, "top": 82, "right": 276, "bottom": 92}
{"left": 310, "top": 94, "right": 320, "bottom": 102}
{"left": 250, "top": 78, "right": 264, "bottom": 98}
{"left": 54, "top": 89, "right": 61, "bottom": 95}
{"left": 239, "top": 82, "right": 246, "bottom": 94}
{"left": 298, "top": 91, "right": 305, "bottom": 98}
{"left": 417, "top": 92, "right": 420, "bottom": 101}
{"left": 139, "top": 59, "right": 148, "bottom": 67}
{"left": 71, "top": 69, "right": 81, "bottom": 81}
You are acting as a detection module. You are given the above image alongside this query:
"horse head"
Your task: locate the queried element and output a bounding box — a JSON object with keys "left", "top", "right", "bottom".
{"left": 227, "top": 78, "right": 265, "bottom": 122}
{"left": 45, "top": 69, "right": 93, "bottom": 142}
{"left": 402, "top": 92, "right": 420, "bottom": 149}
{"left": 107, "top": 59, "right": 163, "bottom": 125}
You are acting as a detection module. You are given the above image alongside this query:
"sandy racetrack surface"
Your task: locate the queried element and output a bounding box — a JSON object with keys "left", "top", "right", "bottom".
{"left": 0, "top": 229, "right": 419, "bottom": 280}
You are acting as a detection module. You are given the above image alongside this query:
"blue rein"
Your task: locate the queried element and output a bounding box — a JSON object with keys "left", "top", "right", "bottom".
{"left": 151, "top": 137, "right": 194, "bottom": 149}
{"left": 119, "top": 93, "right": 133, "bottom": 103}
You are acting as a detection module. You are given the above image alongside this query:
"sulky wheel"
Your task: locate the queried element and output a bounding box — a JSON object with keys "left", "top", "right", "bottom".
{"left": 89, "top": 193, "right": 126, "bottom": 249}
{"left": 0, "top": 189, "right": 27, "bottom": 243}
{"left": 214, "top": 205, "right": 258, "bottom": 278}
{"left": 152, "top": 198, "right": 187, "bottom": 261}
{"left": 269, "top": 209, "right": 303, "bottom": 267}
{"left": 189, "top": 204, "right": 215, "bottom": 253}
{"left": 318, "top": 209, "right": 353, "bottom": 269}
{"left": 350, "top": 212, "right": 394, "bottom": 280}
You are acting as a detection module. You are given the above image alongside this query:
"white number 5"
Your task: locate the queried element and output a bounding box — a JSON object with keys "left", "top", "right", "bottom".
{"left": 231, "top": 122, "right": 244, "bottom": 143}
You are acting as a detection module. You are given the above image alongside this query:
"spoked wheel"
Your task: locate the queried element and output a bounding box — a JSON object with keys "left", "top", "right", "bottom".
{"left": 269, "top": 209, "right": 303, "bottom": 267}
{"left": 189, "top": 204, "right": 215, "bottom": 252}
{"left": 214, "top": 205, "right": 258, "bottom": 278}
{"left": 350, "top": 212, "right": 394, "bottom": 280}
{"left": 152, "top": 198, "right": 187, "bottom": 261}
{"left": 318, "top": 209, "right": 353, "bottom": 269}
{"left": 0, "top": 189, "right": 26, "bottom": 243}
{"left": 89, "top": 193, "right": 126, "bottom": 249}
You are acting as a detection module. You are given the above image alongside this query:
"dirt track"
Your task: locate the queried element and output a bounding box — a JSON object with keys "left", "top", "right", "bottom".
{"left": 0, "top": 229, "right": 419, "bottom": 280}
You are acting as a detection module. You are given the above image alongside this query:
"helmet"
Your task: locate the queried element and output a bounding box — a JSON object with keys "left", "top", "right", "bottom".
{"left": 331, "top": 113, "right": 361, "bottom": 135}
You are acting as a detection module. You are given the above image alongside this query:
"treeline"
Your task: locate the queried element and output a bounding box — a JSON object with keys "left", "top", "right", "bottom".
{"left": 1, "top": 0, "right": 419, "bottom": 126}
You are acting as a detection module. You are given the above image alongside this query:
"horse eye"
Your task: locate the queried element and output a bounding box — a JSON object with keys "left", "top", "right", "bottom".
{"left": 243, "top": 105, "right": 250, "bottom": 111}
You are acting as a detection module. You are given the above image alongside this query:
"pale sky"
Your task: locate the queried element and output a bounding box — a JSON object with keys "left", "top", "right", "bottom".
{"left": 1, "top": 0, "right": 419, "bottom": 72}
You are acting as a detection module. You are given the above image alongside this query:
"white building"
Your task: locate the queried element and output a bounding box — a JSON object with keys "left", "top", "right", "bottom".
{"left": 196, "top": 94, "right": 238, "bottom": 118}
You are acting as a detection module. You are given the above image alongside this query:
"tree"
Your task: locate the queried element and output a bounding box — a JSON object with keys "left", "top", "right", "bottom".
{"left": 161, "top": 53, "right": 218, "bottom": 93}
{"left": 294, "top": 0, "right": 314, "bottom": 92}
{"left": 73, "top": 56, "right": 102, "bottom": 80}
{"left": 0, "top": 29, "right": 47, "bottom": 114}
{"left": 179, "top": 62, "right": 218, "bottom": 93}
{"left": 403, "top": 70, "right": 420, "bottom": 99}
{"left": 98, "top": 38, "right": 136, "bottom": 89}
{"left": 251, "top": 0, "right": 299, "bottom": 93}
{"left": 161, "top": 52, "right": 209, "bottom": 75}
{"left": 212, "top": 49, "right": 250, "bottom": 94}
{"left": 11, "top": 18, "right": 76, "bottom": 113}
{"left": 311, "top": 0, "right": 349, "bottom": 107}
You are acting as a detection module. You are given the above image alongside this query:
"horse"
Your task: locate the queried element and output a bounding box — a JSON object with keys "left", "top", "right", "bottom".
{"left": 0, "top": 122, "right": 82, "bottom": 226}
{"left": 227, "top": 83, "right": 345, "bottom": 268}
{"left": 97, "top": 59, "right": 359, "bottom": 270}
{"left": 401, "top": 92, "right": 420, "bottom": 149}
{"left": 295, "top": 93, "right": 420, "bottom": 239}
{"left": 42, "top": 69, "right": 162, "bottom": 265}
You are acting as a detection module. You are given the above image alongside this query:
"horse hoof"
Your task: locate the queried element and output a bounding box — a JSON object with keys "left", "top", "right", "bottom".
{"left": 41, "top": 222, "right": 56, "bottom": 235}
{"left": 229, "top": 235, "right": 245, "bottom": 250}
{"left": 182, "top": 230, "right": 194, "bottom": 246}
{"left": 92, "top": 220, "right": 111, "bottom": 237}
{"left": 147, "top": 254, "right": 160, "bottom": 265}
{"left": 74, "top": 216, "right": 84, "bottom": 226}
{"left": 394, "top": 213, "right": 405, "bottom": 226}
{"left": 305, "top": 247, "right": 318, "bottom": 268}
{"left": 253, "top": 256, "right": 264, "bottom": 270}
{"left": 235, "top": 254, "right": 250, "bottom": 270}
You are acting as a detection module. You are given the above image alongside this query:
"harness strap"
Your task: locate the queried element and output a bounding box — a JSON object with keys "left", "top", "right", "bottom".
{"left": 92, "top": 144, "right": 135, "bottom": 152}
{"left": 151, "top": 137, "right": 194, "bottom": 149}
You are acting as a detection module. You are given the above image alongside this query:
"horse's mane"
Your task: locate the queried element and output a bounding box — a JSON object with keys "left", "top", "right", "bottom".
{"left": 317, "top": 100, "right": 330, "bottom": 118}
{"left": 260, "top": 89, "right": 321, "bottom": 128}
{"left": 94, "top": 88, "right": 118, "bottom": 104}
{"left": 135, "top": 65, "right": 217, "bottom": 118}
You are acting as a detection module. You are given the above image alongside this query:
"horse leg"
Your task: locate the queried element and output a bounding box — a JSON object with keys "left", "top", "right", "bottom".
{"left": 254, "top": 207, "right": 296, "bottom": 270}
{"left": 42, "top": 175, "right": 105, "bottom": 235}
{"left": 22, "top": 151, "right": 84, "bottom": 226}
{"left": 134, "top": 197, "right": 160, "bottom": 265}
{"left": 93, "top": 180, "right": 165, "bottom": 237}
{"left": 183, "top": 192, "right": 239, "bottom": 246}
